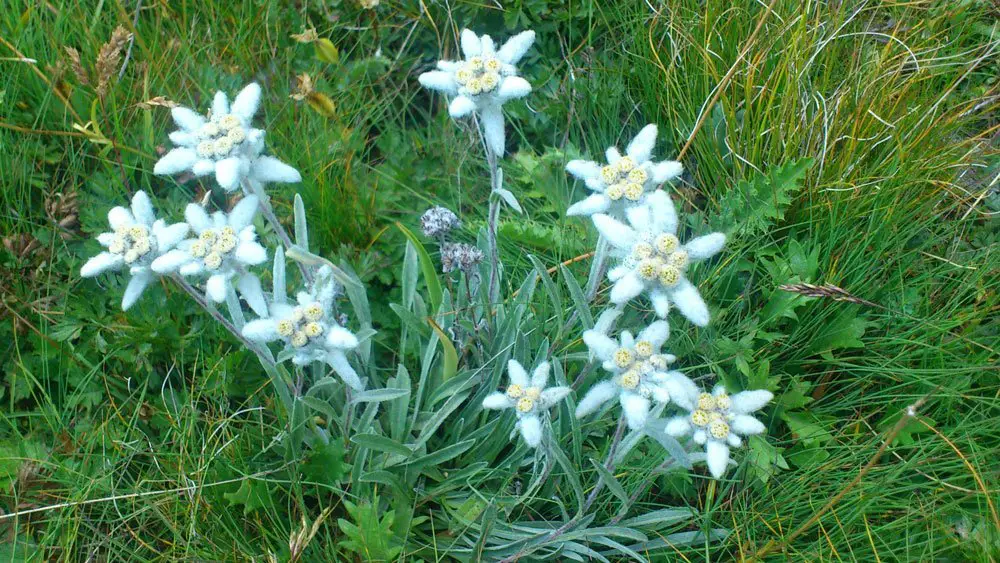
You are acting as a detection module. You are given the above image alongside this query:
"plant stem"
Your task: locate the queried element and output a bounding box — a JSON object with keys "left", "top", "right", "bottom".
{"left": 243, "top": 178, "right": 313, "bottom": 284}
{"left": 499, "top": 416, "right": 629, "bottom": 563}
{"left": 484, "top": 146, "right": 501, "bottom": 306}
{"left": 170, "top": 274, "right": 294, "bottom": 410}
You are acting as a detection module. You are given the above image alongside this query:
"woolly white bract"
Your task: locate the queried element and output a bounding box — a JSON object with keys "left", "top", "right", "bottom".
{"left": 483, "top": 360, "right": 570, "bottom": 448}
{"left": 80, "top": 191, "right": 189, "bottom": 311}
{"left": 151, "top": 195, "right": 268, "bottom": 314}
{"left": 242, "top": 264, "right": 364, "bottom": 391}
{"left": 575, "top": 320, "right": 696, "bottom": 430}
{"left": 566, "top": 124, "right": 683, "bottom": 217}
{"left": 594, "top": 190, "right": 726, "bottom": 326}
{"left": 665, "top": 384, "right": 773, "bottom": 479}
{"left": 153, "top": 83, "right": 302, "bottom": 192}
{"left": 418, "top": 29, "right": 534, "bottom": 157}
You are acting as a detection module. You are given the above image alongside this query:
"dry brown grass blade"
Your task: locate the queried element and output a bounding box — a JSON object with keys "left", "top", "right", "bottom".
{"left": 95, "top": 25, "right": 132, "bottom": 97}
{"left": 779, "top": 282, "right": 879, "bottom": 308}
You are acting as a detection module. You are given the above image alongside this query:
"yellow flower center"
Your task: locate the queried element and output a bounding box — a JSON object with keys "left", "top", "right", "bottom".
{"left": 632, "top": 243, "right": 653, "bottom": 260}
{"left": 304, "top": 322, "right": 324, "bottom": 337}
{"left": 600, "top": 165, "right": 619, "bottom": 185}
{"left": 204, "top": 252, "right": 223, "bottom": 270}
{"left": 616, "top": 156, "right": 635, "bottom": 172}
{"left": 657, "top": 265, "right": 681, "bottom": 287}
{"left": 655, "top": 233, "right": 679, "bottom": 255}
{"left": 620, "top": 370, "right": 640, "bottom": 389}
{"left": 613, "top": 348, "right": 634, "bottom": 369}
{"left": 458, "top": 57, "right": 503, "bottom": 94}
{"left": 606, "top": 183, "right": 625, "bottom": 200}
{"left": 634, "top": 340, "right": 653, "bottom": 358}
{"left": 715, "top": 393, "right": 732, "bottom": 410}
{"left": 638, "top": 259, "right": 660, "bottom": 280}
{"left": 524, "top": 387, "right": 541, "bottom": 401}
{"left": 109, "top": 224, "right": 153, "bottom": 261}
{"left": 276, "top": 319, "right": 295, "bottom": 337}
{"left": 218, "top": 114, "right": 241, "bottom": 131}
{"left": 291, "top": 331, "right": 308, "bottom": 347}
{"left": 628, "top": 168, "right": 648, "bottom": 183}
{"left": 213, "top": 136, "right": 234, "bottom": 157}
{"left": 697, "top": 393, "right": 716, "bottom": 411}
{"left": 691, "top": 409, "right": 710, "bottom": 426}
{"left": 516, "top": 397, "right": 534, "bottom": 413}
{"left": 668, "top": 249, "right": 689, "bottom": 268}
{"left": 709, "top": 420, "right": 730, "bottom": 439}
{"left": 624, "top": 183, "right": 643, "bottom": 201}
{"left": 227, "top": 127, "right": 246, "bottom": 144}
{"left": 506, "top": 384, "right": 524, "bottom": 399}
{"left": 304, "top": 303, "right": 324, "bottom": 321}
{"left": 195, "top": 115, "right": 247, "bottom": 158}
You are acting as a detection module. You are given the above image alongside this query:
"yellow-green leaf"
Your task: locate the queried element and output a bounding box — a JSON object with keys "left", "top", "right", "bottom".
{"left": 427, "top": 318, "right": 458, "bottom": 382}
{"left": 315, "top": 38, "right": 340, "bottom": 64}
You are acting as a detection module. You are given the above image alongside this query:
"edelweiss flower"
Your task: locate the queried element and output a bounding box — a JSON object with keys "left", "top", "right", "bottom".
{"left": 593, "top": 190, "right": 725, "bottom": 326}
{"left": 80, "top": 191, "right": 189, "bottom": 310}
{"left": 566, "top": 124, "right": 683, "bottom": 217}
{"left": 483, "top": 360, "right": 570, "bottom": 448}
{"left": 665, "top": 384, "right": 773, "bottom": 479}
{"left": 153, "top": 83, "right": 302, "bottom": 192}
{"left": 440, "top": 242, "right": 484, "bottom": 275}
{"left": 151, "top": 196, "right": 267, "bottom": 314}
{"left": 242, "top": 265, "right": 363, "bottom": 390}
{"left": 418, "top": 29, "right": 534, "bottom": 157}
{"left": 575, "top": 320, "right": 693, "bottom": 430}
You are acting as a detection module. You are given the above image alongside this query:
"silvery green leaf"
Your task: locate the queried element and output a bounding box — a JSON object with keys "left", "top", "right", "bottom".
{"left": 618, "top": 508, "right": 696, "bottom": 530}
{"left": 388, "top": 364, "right": 411, "bottom": 441}
{"left": 560, "top": 264, "right": 593, "bottom": 329}
{"left": 224, "top": 284, "right": 245, "bottom": 329}
{"left": 622, "top": 529, "right": 729, "bottom": 552}
{"left": 272, "top": 246, "right": 286, "bottom": 304}
{"left": 496, "top": 187, "right": 522, "bottom": 213}
{"left": 529, "top": 255, "right": 563, "bottom": 331}
{"left": 293, "top": 193, "right": 308, "bottom": 251}
{"left": 400, "top": 438, "right": 474, "bottom": 468}
{"left": 589, "top": 536, "right": 647, "bottom": 563}
{"left": 300, "top": 395, "right": 337, "bottom": 421}
{"left": 276, "top": 347, "right": 297, "bottom": 363}
{"left": 415, "top": 391, "right": 468, "bottom": 448}
{"left": 644, "top": 418, "right": 693, "bottom": 468}
{"left": 402, "top": 241, "right": 419, "bottom": 310}
{"left": 585, "top": 235, "right": 610, "bottom": 299}
{"left": 354, "top": 327, "right": 377, "bottom": 343}
{"left": 351, "top": 388, "right": 410, "bottom": 403}
{"left": 306, "top": 376, "right": 341, "bottom": 397}
{"left": 285, "top": 245, "right": 362, "bottom": 290}
{"left": 589, "top": 458, "right": 629, "bottom": 506}
{"left": 350, "top": 433, "right": 413, "bottom": 457}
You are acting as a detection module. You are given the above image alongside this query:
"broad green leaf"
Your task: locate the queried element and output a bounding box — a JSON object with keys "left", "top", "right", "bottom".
{"left": 352, "top": 388, "right": 410, "bottom": 403}
{"left": 401, "top": 439, "right": 474, "bottom": 468}
{"left": 427, "top": 318, "right": 458, "bottom": 382}
{"left": 589, "top": 458, "right": 628, "bottom": 506}
{"left": 351, "top": 433, "right": 412, "bottom": 457}
{"left": 396, "top": 222, "right": 442, "bottom": 313}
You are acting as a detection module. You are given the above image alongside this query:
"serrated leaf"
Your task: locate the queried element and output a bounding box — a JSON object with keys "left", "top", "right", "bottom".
{"left": 302, "top": 441, "right": 347, "bottom": 486}
{"left": 715, "top": 158, "right": 813, "bottom": 236}
{"left": 224, "top": 479, "right": 271, "bottom": 515}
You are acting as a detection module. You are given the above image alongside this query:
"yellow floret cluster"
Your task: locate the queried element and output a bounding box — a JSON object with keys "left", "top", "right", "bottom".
{"left": 109, "top": 224, "right": 153, "bottom": 265}
{"left": 189, "top": 226, "right": 238, "bottom": 271}
{"left": 600, "top": 156, "right": 649, "bottom": 202}
{"left": 632, "top": 233, "right": 689, "bottom": 288}
{"left": 690, "top": 392, "right": 733, "bottom": 440}
{"left": 275, "top": 301, "right": 327, "bottom": 348}
{"left": 454, "top": 56, "right": 504, "bottom": 96}
{"left": 195, "top": 114, "right": 248, "bottom": 159}
{"left": 508, "top": 384, "right": 543, "bottom": 413}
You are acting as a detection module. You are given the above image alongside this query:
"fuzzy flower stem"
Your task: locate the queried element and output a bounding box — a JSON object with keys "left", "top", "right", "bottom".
{"left": 170, "top": 274, "right": 294, "bottom": 410}
{"left": 483, "top": 137, "right": 502, "bottom": 306}
{"left": 499, "top": 416, "right": 628, "bottom": 563}
{"left": 243, "top": 177, "right": 313, "bottom": 285}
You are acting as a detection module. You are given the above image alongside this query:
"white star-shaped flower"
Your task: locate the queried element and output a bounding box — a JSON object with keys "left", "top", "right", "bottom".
{"left": 575, "top": 320, "right": 695, "bottom": 430}
{"left": 242, "top": 265, "right": 363, "bottom": 390}
{"left": 153, "top": 83, "right": 302, "bottom": 192}
{"left": 418, "top": 28, "right": 534, "bottom": 157}
{"left": 80, "top": 191, "right": 189, "bottom": 310}
{"left": 664, "top": 384, "right": 773, "bottom": 479}
{"left": 482, "top": 360, "right": 570, "bottom": 448}
{"left": 566, "top": 124, "right": 683, "bottom": 217}
{"left": 151, "top": 195, "right": 267, "bottom": 314}
{"left": 593, "top": 190, "right": 726, "bottom": 326}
